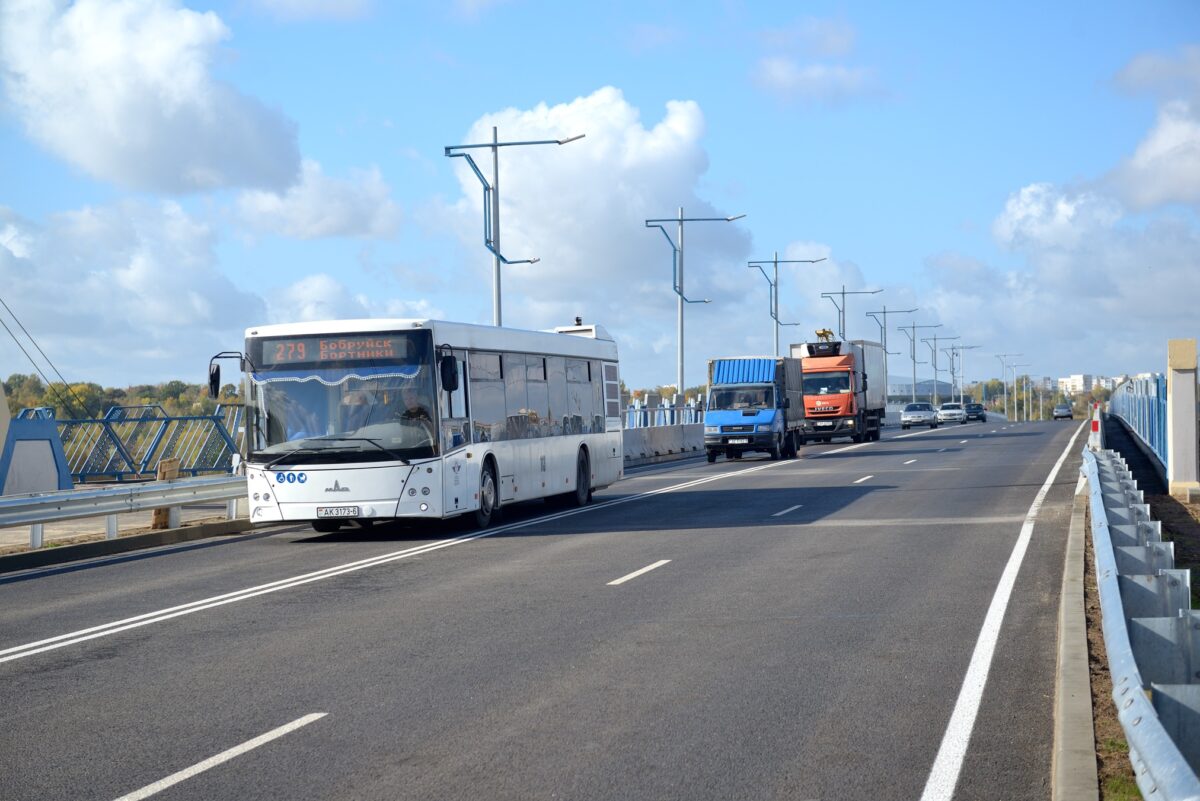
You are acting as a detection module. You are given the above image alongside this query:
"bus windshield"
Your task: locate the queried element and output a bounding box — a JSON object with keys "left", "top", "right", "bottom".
{"left": 802, "top": 372, "right": 851, "bottom": 395}
{"left": 708, "top": 384, "right": 774, "bottom": 410}
{"left": 248, "top": 330, "right": 438, "bottom": 464}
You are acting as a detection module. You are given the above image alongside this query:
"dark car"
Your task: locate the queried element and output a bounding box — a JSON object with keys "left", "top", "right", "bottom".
{"left": 1053, "top": 403, "right": 1073, "bottom": 420}
{"left": 965, "top": 403, "right": 986, "bottom": 422}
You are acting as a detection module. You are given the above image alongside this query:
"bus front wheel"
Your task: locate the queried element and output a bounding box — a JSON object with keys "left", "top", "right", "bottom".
{"left": 475, "top": 461, "right": 498, "bottom": 528}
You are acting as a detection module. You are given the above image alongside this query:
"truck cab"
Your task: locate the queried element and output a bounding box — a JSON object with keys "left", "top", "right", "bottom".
{"left": 703, "top": 357, "right": 804, "bottom": 462}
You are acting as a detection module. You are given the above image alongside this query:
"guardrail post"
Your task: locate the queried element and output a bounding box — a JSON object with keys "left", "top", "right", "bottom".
{"left": 1089, "top": 402, "right": 1104, "bottom": 451}
{"left": 1167, "top": 338, "right": 1199, "bottom": 498}
{"left": 105, "top": 514, "right": 118, "bottom": 540}
{"left": 30, "top": 523, "right": 43, "bottom": 549}
{"left": 168, "top": 507, "right": 181, "bottom": 529}
{"left": 226, "top": 499, "right": 238, "bottom": 521}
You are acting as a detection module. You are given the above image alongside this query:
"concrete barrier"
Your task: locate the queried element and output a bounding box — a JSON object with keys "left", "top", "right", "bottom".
{"left": 623, "top": 424, "right": 704, "bottom": 466}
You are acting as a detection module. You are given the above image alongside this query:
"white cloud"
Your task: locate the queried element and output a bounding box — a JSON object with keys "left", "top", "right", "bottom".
{"left": 992, "top": 183, "right": 1122, "bottom": 250}
{"left": 237, "top": 160, "right": 402, "bottom": 239}
{"left": 753, "top": 58, "right": 875, "bottom": 105}
{"left": 267, "top": 273, "right": 441, "bottom": 323}
{"left": 0, "top": 201, "right": 265, "bottom": 386}
{"left": 0, "top": 0, "right": 299, "bottom": 193}
{"left": 436, "top": 86, "right": 762, "bottom": 389}
{"left": 249, "top": 0, "right": 371, "bottom": 20}
{"left": 762, "top": 17, "right": 857, "bottom": 58}
{"left": 1115, "top": 45, "right": 1200, "bottom": 102}
{"left": 1109, "top": 100, "right": 1200, "bottom": 209}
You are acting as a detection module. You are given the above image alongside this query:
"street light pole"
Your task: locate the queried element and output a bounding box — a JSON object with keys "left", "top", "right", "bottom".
{"left": 821, "top": 285, "right": 883, "bottom": 341}
{"left": 921, "top": 334, "right": 959, "bottom": 406}
{"left": 866, "top": 306, "right": 917, "bottom": 405}
{"left": 994, "top": 353, "right": 1022, "bottom": 421}
{"left": 445, "top": 128, "right": 585, "bottom": 326}
{"left": 646, "top": 209, "right": 746, "bottom": 405}
{"left": 1010, "top": 362, "right": 1031, "bottom": 423}
{"left": 944, "top": 344, "right": 980, "bottom": 403}
{"left": 898, "top": 322, "right": 941, "bottom": 403}
{"left": 748, "top": 253, "right": 826, "bottom": 356}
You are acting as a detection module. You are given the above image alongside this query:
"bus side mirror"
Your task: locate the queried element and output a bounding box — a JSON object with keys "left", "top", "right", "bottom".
{"left": 208, "top": 363, "right": 221, "bottom": 399}
{"left": 440, "top": 355, "right": 459, "bottom": 392}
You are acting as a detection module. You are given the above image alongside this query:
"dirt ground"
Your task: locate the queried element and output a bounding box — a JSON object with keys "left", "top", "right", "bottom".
{"left": 1085, "top": 493, "right": 1200, "bottom": 799}
{"left": 0, "top": 515, "right": 229, "bottom": 558}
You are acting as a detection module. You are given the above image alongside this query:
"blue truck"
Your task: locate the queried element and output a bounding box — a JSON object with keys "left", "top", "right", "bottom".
{"left": 703, "top": 356, "right": 805, "bottom": 462}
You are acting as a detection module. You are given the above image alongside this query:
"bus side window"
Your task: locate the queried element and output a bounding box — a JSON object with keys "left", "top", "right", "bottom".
{"left": 469, "top": 352, "right": 505, "bottom": 443}
{"left": 503, "top": 353, "right": 529, "bottom": 440}
{"left": 526, "top": 356, "right": 549, "bottom": 438}
{"left": 565, "top": 358, "right": 592, "bottom": 434}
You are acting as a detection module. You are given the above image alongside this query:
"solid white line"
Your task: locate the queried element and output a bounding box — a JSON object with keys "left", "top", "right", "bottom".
{"left": 904, "top": 459, "right": 917, "bottom": 465}
{"left": 959, "top": 440, "right": 968, "bottom": 444}
{"left": 772, "top": 504, "right": 804, "bottom": 517}
{"left": 919, "top": 421, "right": 1085, "bottom": 801}
{"left": 938, "top": 448, "right": 947, "bottom": 453}
{"left": 112, "top": 713, "right": 326, "bottom": 801}
{"left": 853, "top": 475, "right": 873, "bottom": 484}
{"left": 608, "top": 559, "right": 671, "bottom": 586}
{"left": 2, "top": 457, "right": 793, "bottom": 664}
{"left": 990, "top": 430, "right": 997, "bottom": 433}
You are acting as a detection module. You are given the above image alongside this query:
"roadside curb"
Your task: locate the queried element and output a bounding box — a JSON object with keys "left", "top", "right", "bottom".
{"left": 1052, "top": 483, "right": 1099, "bottom": 800}
{"left": 0, "top": 518, "right": 252, "bottom": 575}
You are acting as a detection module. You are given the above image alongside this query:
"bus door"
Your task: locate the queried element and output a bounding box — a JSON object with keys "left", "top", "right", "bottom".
{"left": 439, "top": 350, "right": 474, "bottom": 516}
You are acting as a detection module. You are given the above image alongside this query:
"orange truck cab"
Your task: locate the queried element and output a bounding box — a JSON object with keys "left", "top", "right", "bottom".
{"left": 789, "top": 339, "right": 886, "bottom": 443}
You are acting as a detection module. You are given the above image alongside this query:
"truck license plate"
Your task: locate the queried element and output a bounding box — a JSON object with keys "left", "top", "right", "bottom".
{"left": 316, "top": 506, "right": 360, "bottom": 518}
{"left": 816, "top": 422, "right": 834, "bottom": 428}
{"left": 727, "top": 437, "right": 749, "bottom": 444}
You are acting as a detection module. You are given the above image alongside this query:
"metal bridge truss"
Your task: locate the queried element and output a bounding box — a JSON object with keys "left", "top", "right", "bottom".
{"left": 18, "top": 404, "right": 244, "bottom": 482}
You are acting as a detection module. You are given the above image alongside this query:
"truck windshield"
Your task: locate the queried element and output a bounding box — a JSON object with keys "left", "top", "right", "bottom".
{"left": 247, "top": 330, "right": 437, "bottom": 464}
{"left": 708, "top": 385, "right": 774, "bottom": 410}
{"left": 802, "top": 373, "right": 850, "bottom": 395}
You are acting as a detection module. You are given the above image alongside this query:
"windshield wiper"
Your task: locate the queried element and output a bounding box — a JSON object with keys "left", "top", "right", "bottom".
{"left": 307, "top": 436, "right": 410, "bottom": 465}
{"left": 262, "top": 447, "right": 327, "bottom": 470}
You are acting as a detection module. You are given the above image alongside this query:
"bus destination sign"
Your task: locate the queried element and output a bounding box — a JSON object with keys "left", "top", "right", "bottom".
{"left": 263, "top": 336, "right": 403, "bottom": 366}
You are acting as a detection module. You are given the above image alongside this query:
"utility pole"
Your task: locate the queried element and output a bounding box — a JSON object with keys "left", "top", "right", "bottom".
{"left": 866, "top": 306, "right": 917, "bottom": 406}
{"left": 898, "top": 322, "right": 941, "bottom": 403}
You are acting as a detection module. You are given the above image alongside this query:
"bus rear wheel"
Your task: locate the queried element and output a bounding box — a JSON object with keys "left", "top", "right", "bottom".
{"left": 571, "top": 450, "right": 592, "bottom": 506}
{"left": 475, "top": 461, "right": 498, "bottom": 528}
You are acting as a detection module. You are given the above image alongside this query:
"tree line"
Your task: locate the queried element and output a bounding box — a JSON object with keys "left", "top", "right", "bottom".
{"left": 4, "top": 373, "right": 239, "bottom": 419}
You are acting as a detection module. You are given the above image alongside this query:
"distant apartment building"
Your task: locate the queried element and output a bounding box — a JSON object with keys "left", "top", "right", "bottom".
{"left": 1094, "top": 376, "right": 1117, "bottom": 391}
{"left": 1058, "top": 374, "right": 1094, "bottom": 395}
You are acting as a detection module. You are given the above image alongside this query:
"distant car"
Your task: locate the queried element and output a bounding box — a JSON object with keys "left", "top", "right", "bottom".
{"left": 937, "top": 402, "right": 967, "bottom": 424}
{"left": 1053, "top": 404, "right": 1073, "bottom": 420}
{"left": 901, "top": 402, "right": 938, "bottom": 429}
{"left": 964, "top": 403, "right": 987, "bottom": 422}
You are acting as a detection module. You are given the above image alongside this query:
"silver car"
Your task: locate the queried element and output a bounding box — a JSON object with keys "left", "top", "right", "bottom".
{"left": 937, "top": 402, "right": 967, "bottom": 424}
{"left": 901, "top": 402, "right": 939, "bottom": 429}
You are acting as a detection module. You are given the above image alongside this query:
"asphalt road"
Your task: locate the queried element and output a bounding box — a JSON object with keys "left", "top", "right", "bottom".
{"left": 0, "top": 419, "right": 1086, "bottom": 801}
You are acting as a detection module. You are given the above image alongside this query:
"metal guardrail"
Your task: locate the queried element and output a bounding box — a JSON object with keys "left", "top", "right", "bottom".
{"left": 1083, "top": 447, "right": 1200, "bottom": 799}
{"left": 624, "top": 400, "right": 704, "bottom": 428}
{"left": 0, "top": 475, "right": 248, "bottom": 550}
{"left": 1110, "top": 375, "right": 1168, "bottom": 468}
{"left": 19, "top": 404, "right": 245, "bottom": 482}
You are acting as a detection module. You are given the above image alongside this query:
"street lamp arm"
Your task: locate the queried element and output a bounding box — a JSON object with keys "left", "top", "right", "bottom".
{"left": 445, "top": 134, "right": 586, "bottom": 152}
{"left": 446, "top": 150, "right": 538, "bottom": 266}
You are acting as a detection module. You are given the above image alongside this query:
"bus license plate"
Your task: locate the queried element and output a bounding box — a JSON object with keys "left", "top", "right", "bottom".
{"left": 727, "top": 438, "right": 749, "bottom": 444}
{"left": 316, "top": 506, "right": 360, "bottom": 518}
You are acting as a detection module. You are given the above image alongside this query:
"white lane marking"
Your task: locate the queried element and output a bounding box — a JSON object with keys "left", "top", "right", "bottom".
{"left": 853, "top": 475, "right": 873, "bottom": 484}
{"left": 772, "top": 504, "right": 804, "bottom": 517}
{"left": 113, "top": 713, "right": 326, "bottom": 801}
{"left": 608, "top": 559, "right": 671, "bottom": 586}
{"left": 938, "top": 448, "right": 947, "bottom": 453}
{"left": 990, "top": 430, "right": 997, "bottom": 433}
{"left": 959, "top": 440, "right": 968, "bottom": 444}
{"left": 2, "top": 458, "right": 792, "bottom": 664}
{"left": 904, "top": 459, "right": 917, "bottom": 465}
{"left": 919, "top": 421, "right": 1085, "bottom": 801}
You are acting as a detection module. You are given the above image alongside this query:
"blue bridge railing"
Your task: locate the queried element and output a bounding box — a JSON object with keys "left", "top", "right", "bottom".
{"left": 1109, "top": 375, "right": 1168, "bottom": 467}
{"left": 18, "top": 404, "right": 245, "bottom": 482}
{"left": 624, "top": 399, "right": 704, "bottom": 428}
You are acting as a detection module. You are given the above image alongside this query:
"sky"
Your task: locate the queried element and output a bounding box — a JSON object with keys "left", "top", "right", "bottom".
{"left": 1, "top": 0, "right": 1198, "bottom": 395}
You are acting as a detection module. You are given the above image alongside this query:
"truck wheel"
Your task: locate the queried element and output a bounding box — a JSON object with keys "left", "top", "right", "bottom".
{"left": 785, "top": 432, "right": 798, "bottom": 458}
{"left": 731, "top": 451, "right": 743, "bottom": 460}
{"left": 851, "top": 431, "right": 864, "bottom": 443}
{"left": 902, "top": 424, "right": 909, "bottom": 430}
{"left": 769, "top": 436, "right": 781, "bottom": 460}
{"left": 706, "top": 450, "right": 717, "bottom": 463}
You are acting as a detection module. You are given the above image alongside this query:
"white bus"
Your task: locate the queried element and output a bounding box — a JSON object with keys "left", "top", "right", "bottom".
{"left": 212, "top": 318, "right": 623, "bottom": 531}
